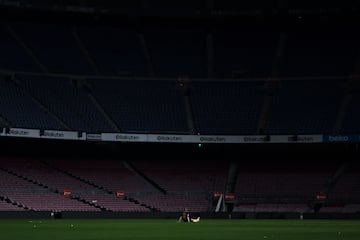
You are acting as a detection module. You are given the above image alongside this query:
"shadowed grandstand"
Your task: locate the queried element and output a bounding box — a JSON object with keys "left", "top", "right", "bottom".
{"left": 0, "top": 0, "right": 360, "bottom": 220}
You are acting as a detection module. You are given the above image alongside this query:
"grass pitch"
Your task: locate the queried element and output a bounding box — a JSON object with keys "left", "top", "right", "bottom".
{"left": 0, "top": 219, "right": 359, "bottom": 240}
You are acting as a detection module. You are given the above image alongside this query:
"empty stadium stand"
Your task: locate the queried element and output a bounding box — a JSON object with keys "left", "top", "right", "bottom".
{"left": 1, "top": 3, "right": 360, "bottom": 218}
{"left": 0, "top": 76, "right": 64, "bottom": 130}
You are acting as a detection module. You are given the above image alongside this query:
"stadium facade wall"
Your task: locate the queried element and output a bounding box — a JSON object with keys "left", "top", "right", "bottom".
{"left": 0, "top": 211, "right": 51, "bottom": 219}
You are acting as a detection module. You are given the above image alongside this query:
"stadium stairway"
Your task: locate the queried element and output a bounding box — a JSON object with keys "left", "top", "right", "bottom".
{"left": 0, "top": 194, "right": 29, "bottom": 210}
{"left": 0, "top": 113, "right": 10, "bottom": 128}
{"left": 313, "top": 161, "right": 351, "bottom": 213}
{"left": 11, "top": 76, "right": 71, "bottom": 131}
{"left": 122, "top": 161, "right": 167, "bottom": 194}
{"left": 0, "top": 167, "right": 101, "bottom": 211}
{"left": 0, "top": 167, "right": 50, "bottom": 190}
{"left": 41, "top": 161, "right": 158, "bottom": 212}
{"left": 40, "top": 160, "right": 114, "bottom": 194}
{"left": 84, "top": 84, "right": 121, "bottom": 133}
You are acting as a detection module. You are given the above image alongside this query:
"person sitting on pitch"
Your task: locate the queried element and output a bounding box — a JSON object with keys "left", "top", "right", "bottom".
{"left": 178, "top": 208, "right": 200, "bottom": 223}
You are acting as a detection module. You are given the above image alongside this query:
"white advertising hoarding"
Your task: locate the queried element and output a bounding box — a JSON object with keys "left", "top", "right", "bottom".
{"left": 6, "top": 128, "right": 40, "bottom": 138}
{"left": 101, "top": 133, "right": 148, "bottom": 142}
{"left": 41, "top": 130, "right": 80, "bottom": 140}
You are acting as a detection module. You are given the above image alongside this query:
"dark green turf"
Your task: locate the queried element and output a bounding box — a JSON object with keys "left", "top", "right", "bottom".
{"left": 0, "top": 219, "right": 359, "bottom": 240}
